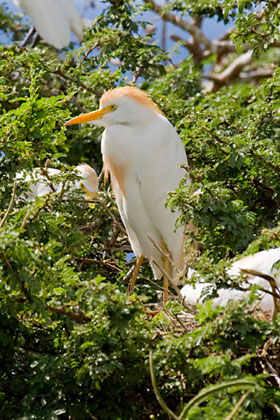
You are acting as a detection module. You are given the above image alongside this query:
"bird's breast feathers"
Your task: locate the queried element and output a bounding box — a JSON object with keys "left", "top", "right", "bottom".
{"left": 101, "top": 115, "right": 187, "bottom": 199}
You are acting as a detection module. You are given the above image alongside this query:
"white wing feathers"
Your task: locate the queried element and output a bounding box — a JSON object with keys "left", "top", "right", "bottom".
{"left": 14, "top": 0, "right": 83, "bottom": 48}
{"left": 139, "top": 115, "right": 188, "bottom": 274}
{"left": 181, "top": 248, "right": 280, "bottom": 311}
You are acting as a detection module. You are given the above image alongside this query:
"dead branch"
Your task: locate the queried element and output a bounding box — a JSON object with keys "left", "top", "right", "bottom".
{"left": 75, "top": 256, "right": 122, "bottom": 272}
{"left": 144, "top": 0, "right": 212, "bottom": 49}
{"left": 170, "top": 34, "right": 204, "bottom": 63}
{"left": 241, "top": 268, "right": 280, "bottom": 321}
{"left": 95, "top": 198, "right": 127, "bottom": 235}
{"left": 204, "top": 50, "right": 253, "bottom": 92}
{"left": 239, "top": 67, "right": 275, "bottom": 81}
{"left": 263, "top": 357, "right": 280, "bottom": 387}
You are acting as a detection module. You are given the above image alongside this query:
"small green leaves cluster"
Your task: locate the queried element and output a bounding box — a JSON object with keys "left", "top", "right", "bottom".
{"left": 168, "top": 71, "right": 280, "bottom": 258}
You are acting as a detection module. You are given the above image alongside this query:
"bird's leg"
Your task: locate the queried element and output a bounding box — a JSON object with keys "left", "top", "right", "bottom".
{"left": 162, "top": 244, "right": 172, "bottom": 305}
{"left": 127, "top": 255, "right": 144, "bottom": 294}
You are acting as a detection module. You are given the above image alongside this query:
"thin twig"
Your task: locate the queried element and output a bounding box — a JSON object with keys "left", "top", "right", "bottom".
{"left": 77, "top": 221, "right": 100, "bottom": 231}
{"left": 249, "top": 148, "right": 280, "bottom": 173}
{"left": 1, "top": 253, "right": 13, "bottom": 271}
{"left": 147, "top": 234, "right": 177, "bottom": 270}
{"left": 75, "top": 257, "right": 122, "bottom": 272}
{"left": 241, "top": 268, "right": 280, "bottom": 320}
{"left": 123, "top": 265, "right": 135, "bottom": 283}
{"left": 20, "top": 210, "right": 31, "bottom": 229}
{"left": 149, "top": 351, "right": 180, "bottom": 420}
{"left": 82, "top": 42, "right": 99, "bottom": 61}
{"left": 151, "top": 258, "right": 184, "bottom": 303}
{"left": 163, "top": 307, "right": 188, "bottom": 332}
{"left": 0, "top": 180, "right": 17, "bottom": 229}
{"left": 263, "top": 357, "right": 280, "bottom": 387}
{"left": 30, "top": 195, "right": 51, "bottom": 222}
{"left": 224, "top": 390, "right": 251, "bottom": 420}
{"left": 36, "top": 162, "right": 56, "bottom": 192}
{"left": 179, "top": 380, "right": 257, "bottom": 419}
{"left": 95, "top": 198, "right": 127, "bottom": 235}
{"left": 144, "top": 0, "right": 212, "bottom": 49}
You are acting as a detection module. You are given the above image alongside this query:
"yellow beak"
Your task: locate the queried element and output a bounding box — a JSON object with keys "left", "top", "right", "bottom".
{"left": 65, "top": 106, "right": 111, "bottom": 125}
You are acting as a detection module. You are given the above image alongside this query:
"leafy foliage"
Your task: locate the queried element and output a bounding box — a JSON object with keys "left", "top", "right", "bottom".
{"left": 0, "top": 1, "right": 280, "bottom": 419}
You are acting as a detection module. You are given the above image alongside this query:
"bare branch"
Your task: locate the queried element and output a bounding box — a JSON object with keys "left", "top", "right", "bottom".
{"left": 263, "top": 358, "right": 280, "bottom": 387}
{"left": 75, "top": 256, "right": 122, "bottom": 272}
{"left": 224, "top": 391, "right": 251, "bottom": 420}
{"left": 239, "top": 67, "right": 275, "bottom": 81}
{"left": 94, "top": 198, "right": 127, "bottom": 235}
{"left": 241, "top": 268, "right": 280, "bottom": 321}
{"left": 20, "top": 210, "right": 31, "bottom": 229}
{"left": 0, "top": 180, "right": 17, "bottom": 230}
{"left": 204, "top": 50, "right": 253, "bottom": 92}
{"left": 149, "top": 351, "right": 180, "bottom": 420}
{"left": 144, "top": 0, "right": 212, "bottom": 49}
{"left": 170, "top": 34, "right": 204, "bottom": 62}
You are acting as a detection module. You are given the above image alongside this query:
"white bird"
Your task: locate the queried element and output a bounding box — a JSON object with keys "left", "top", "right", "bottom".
{"left": 181, "top": 248, "right": 280, "bottom": 312}
{"left": 13, "top": 0, "right": 83, "bottom": 49}
{"left": 16, "top": 164, "right": 98, "bottom": 201}
{"left": 66, "top": 86, "right": 191, "bottom": 303}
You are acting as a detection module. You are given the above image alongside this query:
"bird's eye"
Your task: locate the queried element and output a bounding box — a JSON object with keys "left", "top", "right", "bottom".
{"left": 111, "top": 104, "right": 117, "bottom": 111}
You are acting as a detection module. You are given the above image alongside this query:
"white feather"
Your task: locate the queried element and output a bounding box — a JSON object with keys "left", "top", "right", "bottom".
{"left": 181, "top": 248, "right": 280, "bottom": 311}
{"left": 16, "top": 164, "right": 98, "bottom": 201}
{"left": 14, "top": 0, "right": 83, "bottom": 48}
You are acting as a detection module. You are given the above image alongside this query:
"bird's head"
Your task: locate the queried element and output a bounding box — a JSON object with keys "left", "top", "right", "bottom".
{"left": 75, "top": 164, "right": 99, "bottom": 200}
{"left": 65, "top": 86, "right": 161, "bottom": 128}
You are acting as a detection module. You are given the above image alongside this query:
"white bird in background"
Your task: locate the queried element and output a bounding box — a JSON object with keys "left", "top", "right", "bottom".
{"left": 181, "top": 248, "right": 280, "bottom": 312}
{"left": 13, "top": 0, "right": 83, "bottom": 49}
{"left": 66, "top": 86, "right": 191, "bottom": 303}
{"left": 16, "top": 164, "right": 98, "bottom": 201}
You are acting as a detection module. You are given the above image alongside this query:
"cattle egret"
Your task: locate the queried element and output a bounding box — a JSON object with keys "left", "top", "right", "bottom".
{"left": 181, "top": 248, "right": 280, "bottom": 312}
{"left": 16, "top": 164, "right": 98, "bottom": 201}
{"left": 13, "top": 0, "right": 83, "bottom": 49}
{"left": 66, "top": 86, "right": 191, "bottom": 303}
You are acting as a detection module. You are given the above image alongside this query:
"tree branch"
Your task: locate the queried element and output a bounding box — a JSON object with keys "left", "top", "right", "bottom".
{"left": 144, "top": 0, "right": 212, "bottom": 49}
{"left": 204, "top": 50, "right": 253, "bottom": 92}
{"left": 0, "top": 180, "right": 17, "bottom": 230}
